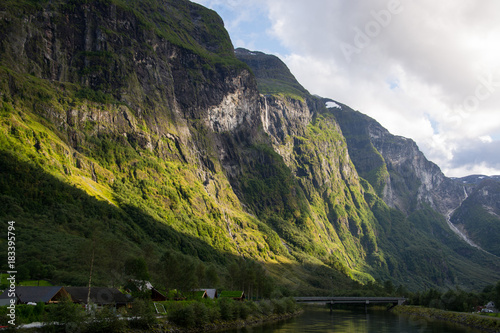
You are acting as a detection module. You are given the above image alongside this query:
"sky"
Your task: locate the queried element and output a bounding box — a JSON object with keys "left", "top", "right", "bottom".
{"left": 191, "top": 0, "right": 500, "bottom": 177}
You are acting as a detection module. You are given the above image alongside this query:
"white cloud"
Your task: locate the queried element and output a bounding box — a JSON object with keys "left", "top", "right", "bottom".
{"left": 192, "top": 0, "right": 500, "bottom": 176}
{"left": 264, "top": 0, "right": 500, "bottom": 177}
{"left": 480, "top": 136, "right": 493, "bottom": 143}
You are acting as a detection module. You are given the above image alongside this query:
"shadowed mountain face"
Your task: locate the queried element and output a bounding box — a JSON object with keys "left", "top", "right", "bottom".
{"left": 331, "top": 106, "right": 466, "bottom": 217}
{"left": 0, "top": 1, "right": 498, "bottom": 293}
{"left": 450, "top": 179, "right": 500, "bottom": 257}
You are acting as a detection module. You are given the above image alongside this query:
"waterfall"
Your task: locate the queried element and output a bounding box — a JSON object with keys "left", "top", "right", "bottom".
{"left": 264, "top": 96, "right": 269, "bottom": 131}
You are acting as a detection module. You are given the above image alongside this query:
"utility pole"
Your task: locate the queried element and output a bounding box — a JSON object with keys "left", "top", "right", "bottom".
{"left": 87, "top": 239, "right": 95, "bottom": 312}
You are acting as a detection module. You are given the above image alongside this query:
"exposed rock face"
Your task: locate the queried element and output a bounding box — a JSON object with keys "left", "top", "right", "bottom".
{"left": 235, "top": 48, "right": 500, "bottom": 288}
{"left": 1, "top": 2, "right": 499, "bottom": 291}
{"left": 333, "top": 106, "right": 465, "bottom": 216}
{"left": 0, "top": 0, "right": 262, "bottom": 170}
{"left": 0, "top": 0, "right": 271, "bottom": 263}
{"left": 451, "top": 179, "right": 500, "bottom": 256}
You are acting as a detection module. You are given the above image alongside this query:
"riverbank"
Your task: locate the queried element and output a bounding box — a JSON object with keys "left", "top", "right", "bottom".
{"left": 391, "top": 305, "right": 500, "bottom": 333}
{"left": 130, "top": 309, "right": 303, "bottom": 333}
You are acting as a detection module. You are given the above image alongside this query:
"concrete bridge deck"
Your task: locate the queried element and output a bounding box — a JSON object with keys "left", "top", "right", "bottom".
{"left": 294, "top": 296, "right": 406, "bottom": 306}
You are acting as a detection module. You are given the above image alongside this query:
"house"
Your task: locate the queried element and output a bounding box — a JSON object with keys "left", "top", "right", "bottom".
{"left": 484, "top": 301, "right": 497, "bottom": 313}
{"left": 218, "top": 291, "right": 245, "bottom": 301}
{"left": 202, "top": 289, "right": 218, "bottom": 300}
{"left": 151, "top": 288, "right": 167, "bottom": 302}
{"left": 0, "top": 286, "right": 69, "bottom": 305}
{"left": 193, "top": 289, "right": 217, "bottom": 299}
{"left": 485, "top": 301, "right": 496, "bottom": 310}
{"left": 126, "top": 280, "right": 167, "bottom": 301}
{"left": 191, "top": 290, "right": 208, "bottom": 299}
{"left": 65, "top": 287, "right": 132, "bottom": 308}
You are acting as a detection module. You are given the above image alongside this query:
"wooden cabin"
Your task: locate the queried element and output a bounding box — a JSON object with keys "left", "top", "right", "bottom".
{"left": 65, "top": 287, "right": 132, "bottom": 308}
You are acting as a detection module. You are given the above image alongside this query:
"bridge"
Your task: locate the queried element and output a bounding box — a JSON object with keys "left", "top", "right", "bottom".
{"left": 294, "top": 296, "right": 406, "bottom": 307}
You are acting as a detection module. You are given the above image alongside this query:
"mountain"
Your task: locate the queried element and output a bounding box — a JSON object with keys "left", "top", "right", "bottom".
{"left": 453, "top": 175, "right": 500, "bottom": 185}
{"left": 450, "top": 178, "right": 500, "bottom": 257}
{"left": 331, "top": 106, "right": 465, "bottom": 217}
{"left": 234, "top": 48, "right": 500, "bottom": 290}
{"left": 0, "top": 0, "right": 498, "bottom": 294}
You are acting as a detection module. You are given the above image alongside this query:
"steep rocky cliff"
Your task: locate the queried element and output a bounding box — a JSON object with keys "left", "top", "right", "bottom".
{"left": 0, "top": 1, "right": 498, "bottom": 292}
{"left": 0, "top": 0, "right": 286, "bottom": 288}
{"left": 332, "top": 106, "right": 465, "bottom": 216}
{"left": 235, "top": 48, "right": 500, "bottom": 289}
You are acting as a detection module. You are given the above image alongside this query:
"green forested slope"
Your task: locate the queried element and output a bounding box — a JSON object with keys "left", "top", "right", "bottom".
{"left": 0, "top": 0, "right": 498, "bottom": 295}
{"left": 235, "top": 49, "right": 500, "bottom": 291}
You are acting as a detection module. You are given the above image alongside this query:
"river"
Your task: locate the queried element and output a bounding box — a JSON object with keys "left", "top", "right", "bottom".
{"left": 221, "top": 306, "right": 484, "bottom": 333}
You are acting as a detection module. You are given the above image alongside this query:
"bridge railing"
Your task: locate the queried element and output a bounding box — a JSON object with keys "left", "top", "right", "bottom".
{"left": 293, "top": 296, "right": 406, "bottom": 306}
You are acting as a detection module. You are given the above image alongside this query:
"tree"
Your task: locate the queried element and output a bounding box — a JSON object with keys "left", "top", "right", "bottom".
{"left": 204, "top": 264, "right": 220, "bottom": 288}
{"left": 157, "top": 251, "right": 180, "bottom": 292}
{"left": 124, "top": 257, "right": 150, "bottom": 281}
{"left": 383, "top": 280, "right": 394, "bottom": 295}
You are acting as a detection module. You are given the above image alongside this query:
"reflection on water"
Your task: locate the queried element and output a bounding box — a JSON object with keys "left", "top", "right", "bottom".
{"left": 222, "top": 306, "right": 483, "bottom": 333}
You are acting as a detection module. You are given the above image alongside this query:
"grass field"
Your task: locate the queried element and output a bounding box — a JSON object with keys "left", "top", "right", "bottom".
{"left": 0, "top": 273, "right": 53, "bottom": 287}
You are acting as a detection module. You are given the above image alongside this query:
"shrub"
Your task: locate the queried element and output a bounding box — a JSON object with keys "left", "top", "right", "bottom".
{"left": 234, "top": 301, "right": 250, "bottom": 320}
{"left": 44, "top": 297, "right": 85, "bottom": 332}
{"left": 218, "top": 298, "right": 235, "bottom": 321}
{"left": 84, "top": 307, "right": 125, "bottom": 333}
{"left": 207, "top": 303, "right": 221, "bottom": 321}
{"left": 284, "top": 297, "right": 297, "bottom": 313}
{"left": 246, "top": 301, "right": 260, "bottom": 317}
{"left": 168, "top": 304, "right": 195, "bottom": 328}
{"left": 192, "top": 302, "right": 209, "bottom": 327}
{"left": 257, "top": 300, "right": 273, "bottom": 316}
{"left": 271, "top": 299, "right": 286, "bottom": 315}
{"left": 128, "top": 299, "right": 157, "bottom": 329}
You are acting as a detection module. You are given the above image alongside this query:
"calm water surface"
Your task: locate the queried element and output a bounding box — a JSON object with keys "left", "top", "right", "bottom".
{"left": 222, "top": 306, "right": 483, "bottom": 333}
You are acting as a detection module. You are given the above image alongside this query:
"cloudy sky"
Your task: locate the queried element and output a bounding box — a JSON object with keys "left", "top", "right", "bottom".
{"left": 192, "top": 0, "right": 500, "bottom": 177}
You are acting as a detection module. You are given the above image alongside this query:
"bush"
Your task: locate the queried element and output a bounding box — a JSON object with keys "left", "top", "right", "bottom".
{"left": 192, "top": 302, "right": 209, "bottom": 327}
{"left": 207, "top": 303, "right": 221, "bottom": 321}
{"left": 168, "top": 304, "right": 195, "bottom": 328}
{"left": 246, "top": 301, "right": 260, "bottom": 317}
{"left": 84, "top": 307, "right": 125, "bottom": 333}
{"left": 271, "top": 299, "right": 286, "bottom": 315}
{"left": 44, "top": 297, "right": 85, "bottom": 332}
{"left": 257, "top": 300, "right": 273, "bottom": 316}
{"left": 218, "top": 298, "right": 235, "bottom": 321}
{"left": 234, "top": 301, "right": 250, "bottom": 320}
{"left": 128, "top": 299, "right": 157, "bottom": 329}
{"left": 284, "top": 297, "right": 297, "bottom": 313}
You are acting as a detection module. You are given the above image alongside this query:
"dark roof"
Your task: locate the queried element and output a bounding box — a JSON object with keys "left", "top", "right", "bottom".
{"left": 151, "top": 288, "right": 167, "bottom": 301}
{"left": 0, "top": 286, "right": 66, "bottom": 303}
{"left": 65, "top": 287, "right": 130, "bottom": 305}
{"left": 195, "top": 289, "right": 217, "bottom": 299}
